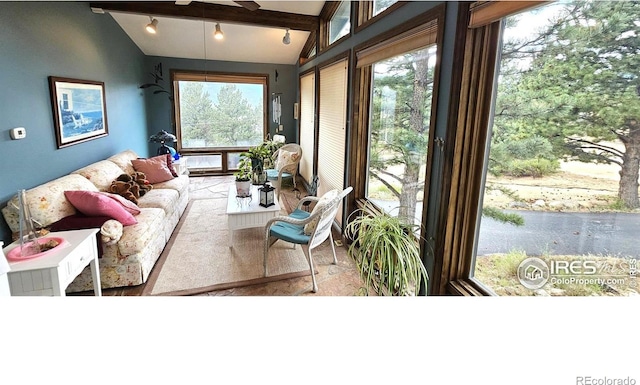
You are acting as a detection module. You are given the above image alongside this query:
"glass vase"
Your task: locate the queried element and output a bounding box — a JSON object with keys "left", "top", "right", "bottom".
{"left": 17, "top": 189, "right": 41, "bottom": 257}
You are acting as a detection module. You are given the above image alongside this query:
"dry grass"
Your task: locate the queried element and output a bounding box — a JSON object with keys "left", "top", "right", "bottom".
{"left": 474, "top": 252, "right": 637, "bottom": 296}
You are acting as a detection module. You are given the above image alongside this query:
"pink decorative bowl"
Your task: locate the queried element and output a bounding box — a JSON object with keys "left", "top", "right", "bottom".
{"left": 6, "top": 237, "right": 69, "bottom": 262}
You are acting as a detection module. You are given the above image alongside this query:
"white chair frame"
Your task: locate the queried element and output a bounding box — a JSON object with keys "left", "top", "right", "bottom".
{"left": 263, "top": 186, "right": 353, "bottom": 293}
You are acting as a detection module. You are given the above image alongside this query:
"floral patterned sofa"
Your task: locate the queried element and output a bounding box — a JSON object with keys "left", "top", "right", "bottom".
{"left": 1, "top": 150, "right": 189, "bottom": 293}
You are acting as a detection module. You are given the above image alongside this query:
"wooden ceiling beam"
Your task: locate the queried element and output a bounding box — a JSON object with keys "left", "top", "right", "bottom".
{"left": 89, "top": 1, "right": 319, "bottom": 31}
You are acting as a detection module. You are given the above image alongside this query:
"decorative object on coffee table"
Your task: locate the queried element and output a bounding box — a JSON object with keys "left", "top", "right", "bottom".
{"left": 49, "top": 76, "right": 109, "bottom": 149}
{"left": 259, "top": 183, "right": 275, "bottom": 207}
{"left": 234, "top": 157, "right": 253, "bottom": 198}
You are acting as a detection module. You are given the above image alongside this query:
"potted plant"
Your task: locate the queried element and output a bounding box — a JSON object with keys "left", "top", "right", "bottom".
{"left": 234, "top": 157, "right": 252, "bottom": 197}
{"left": 242, "top": 140, "right": 284, "bottom": 183}
{"left": 344, "top": 205, "right": 428, "bottom": 296}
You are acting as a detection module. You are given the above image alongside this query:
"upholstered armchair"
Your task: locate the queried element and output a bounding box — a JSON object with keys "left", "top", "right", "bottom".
{"left": 263, "top": 186, "right": 353, "bottom": 293}
{"left": 266, "top": 143, "right": 302, "bottom": 199}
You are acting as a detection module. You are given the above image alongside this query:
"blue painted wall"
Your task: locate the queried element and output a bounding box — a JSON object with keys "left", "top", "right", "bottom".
{"left": 0, "top": 2, "right": 149, "bottom": 243}
{"left": 142, "top": 55, "right": 298, "bottom": 155}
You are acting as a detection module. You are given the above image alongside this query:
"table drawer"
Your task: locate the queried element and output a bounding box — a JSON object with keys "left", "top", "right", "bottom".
{"left": 64, "top": 238, "right": 95, "bottom": 285}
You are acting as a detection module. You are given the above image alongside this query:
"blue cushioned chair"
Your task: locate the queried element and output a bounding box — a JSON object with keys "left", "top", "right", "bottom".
{"left": 263, "top": 186, "right": 353, "bottom": 293}
{"left": 265, "top": 143, "right": 302, "bottom": 199}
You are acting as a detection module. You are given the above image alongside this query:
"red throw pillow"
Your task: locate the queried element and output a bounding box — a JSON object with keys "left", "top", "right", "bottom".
{"left": 64, "top": 190, "right": 138, "bottom": 226}
{"left": 49, "top": 214, "right": 112, "bottom": 231}
{"left": 165, "top": 154, "right": 179, "bottom": 177}
{"left": 49, "top": 214, "right": 111, "bottom": 258}
{"left": 131, "top": 155, "right": 175, "bottom": 184}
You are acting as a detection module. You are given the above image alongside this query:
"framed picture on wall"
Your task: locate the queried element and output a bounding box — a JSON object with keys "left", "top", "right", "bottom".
{"left": 48, "top": 76, "right": 109, "bottom": 149}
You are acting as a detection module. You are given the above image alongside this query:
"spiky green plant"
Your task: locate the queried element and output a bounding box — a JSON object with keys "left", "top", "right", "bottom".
{"left": 345, "top": 206, "right": 428, "bottom": 296}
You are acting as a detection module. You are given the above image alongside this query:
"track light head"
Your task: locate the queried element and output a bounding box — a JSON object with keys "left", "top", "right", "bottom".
{"left": 146, "top": 17, "right": 158, "bottom": 34}
{"left": 282, "top": 28, "right": 290, "bottom": 45}
{"left": 214, "top": 23, "right": 224, "bottom": 40}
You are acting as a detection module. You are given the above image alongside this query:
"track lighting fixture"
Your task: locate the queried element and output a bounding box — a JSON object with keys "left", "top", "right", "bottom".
{"left": 214, "top": 23, "right": 224, "bottom": 40}
{"left": 145, "top": 16, "right": 158, "bottom": 34}
{"left": 282, "top": 28, "right": 290, "bottom": 45}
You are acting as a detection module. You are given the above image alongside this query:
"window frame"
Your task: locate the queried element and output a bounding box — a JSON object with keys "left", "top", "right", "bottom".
{"left": 317, "top": 51, "right": 351, "bottom": 225}
{"left": 349, "top": 5, "right": 445, "bottom": 281}
{"left": 298, "top": 67, "right": 318, "bottom": 185}
{"left": 319, "top": 1, "right": 352, "bottom": 54}
{"left": 171, "top": 69, "right": 269, "bottom": 175}
{"left": 354, "top": 0, "right": 406, "bottom": 33}
{"left": 434, "top": 1, "right": 547, "bottom": 295}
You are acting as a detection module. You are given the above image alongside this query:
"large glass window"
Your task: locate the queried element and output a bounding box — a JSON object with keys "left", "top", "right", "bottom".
{"left": 299, "top": 71, "right": 316, "bottom": 184}
{"left": 472, "top": 1, "right": 640, "bottom": 296}
{"left": 329, "top": 1, "right": 350, "bottom": 45}
{"left": 172, "top": 71, "right": 267, "bottom": 173}
{"left": 373, "top": 0, "right": 397, "bottom": 17}
{"left": 366, "top": 46, "right": 437, "bottom": 225}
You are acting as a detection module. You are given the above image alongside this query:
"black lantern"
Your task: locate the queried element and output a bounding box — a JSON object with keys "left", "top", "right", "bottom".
{"left": 259, "top": 183, "right": 275, "bottom": 207}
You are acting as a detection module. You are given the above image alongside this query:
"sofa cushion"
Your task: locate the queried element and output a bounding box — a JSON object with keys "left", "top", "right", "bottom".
{"left": 115, "top": 207, "right": 165, "bottom": 256}
{"left": 136, "top": 188, "right": 179, "bottom": 216}
{"left": 152, "top": 175, "right": 189, "bottom": 195}
{"left": 1, "top": 174, "right": 99, "bottom": 233}
{"left": 72, "top": 160, "right": 127, "bottom": 192}
{"left": 107, "top": 150, "right": 138, "bottom": 175}
{"left": 64, "top": 190, "right": 138, "bottom": 226}
{"left": 132, "top": 156, "right": 175, "bottom": 184}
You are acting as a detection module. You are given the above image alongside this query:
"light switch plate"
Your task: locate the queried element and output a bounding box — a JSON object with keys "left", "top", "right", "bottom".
{"left": 10, "top": 127, "right": 26, "bottom": 140}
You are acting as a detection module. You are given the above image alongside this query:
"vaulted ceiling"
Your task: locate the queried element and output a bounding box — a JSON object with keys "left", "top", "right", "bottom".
{"left": 90, "top": 1, "right": 325, "bottom": 65}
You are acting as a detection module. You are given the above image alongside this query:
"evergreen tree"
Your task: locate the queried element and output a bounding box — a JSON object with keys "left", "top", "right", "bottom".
{"left": 212, "top": 84, "right": 262, "bottom": 146}
{"left": 369, "top": 46, "right": 434, "bottom": 222}
{"left": 497, "top": 0, "right": 640, "bottom": 207}
{"left": 179, "top": 82, "right": 215, "bottom": 146}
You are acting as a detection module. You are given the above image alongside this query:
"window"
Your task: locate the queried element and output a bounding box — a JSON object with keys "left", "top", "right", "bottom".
{"left": 438, "top": 1, "right": 639, "bottom": 296}
{"left": 299, "top": 71, "right": 316, "bottom": 184}
{"left": 172, "top": 71, "right": 267, "bottom": 173}
{"left": 329, "top": 1, "right": 351, "bottom": 45}
{"left": 353, "top": 13, "right": 440, "bottom": 226}
{"left": 356, "top": 0, "right": 404, "bottom": 31}
{"left": 318, "top": 57, "right": 348, "bottom": 225}
{"left": 366, "top": 46, "right": 436, "bottom": 224}
{"left": 372, "top": 0, "right": 397, "bottom": 17}
{"left": 472, "top": 1, "right": 640, "bottom": 296}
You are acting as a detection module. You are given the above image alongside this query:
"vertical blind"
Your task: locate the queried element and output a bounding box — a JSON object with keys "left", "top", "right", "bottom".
{"left": 318, "top": 58, "right": 348, "bottom": 224}
{"left": 299, "top": 72, "right": 315, "bottom": 184}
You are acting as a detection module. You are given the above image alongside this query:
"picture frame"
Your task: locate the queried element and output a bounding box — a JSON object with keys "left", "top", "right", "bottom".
{"left": 48, "top": 76, "right": 108, "bottom": 149}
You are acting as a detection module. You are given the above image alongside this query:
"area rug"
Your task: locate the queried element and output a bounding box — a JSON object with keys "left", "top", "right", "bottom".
{"left": 142, "top": 198, "right": 311, "bottom": 296}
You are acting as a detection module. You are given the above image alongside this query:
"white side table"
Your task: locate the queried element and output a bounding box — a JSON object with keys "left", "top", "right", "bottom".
{"left": 0, "top": 241, "right": 10, "bottom": 296}
{"left": 2, "top": 229, "right": 101, "bottom": 296}
{"left": 173, "top": 157, "right": 189, "bottom": 175}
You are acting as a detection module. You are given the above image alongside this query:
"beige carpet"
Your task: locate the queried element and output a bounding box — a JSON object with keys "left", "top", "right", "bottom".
{"left": 142, "top": 197, "right": 311, "bottom": 296}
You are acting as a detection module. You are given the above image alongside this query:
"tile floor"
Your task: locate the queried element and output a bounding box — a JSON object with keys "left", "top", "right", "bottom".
{"left": 99, "top": 175, "right": 365, "bottom": 296}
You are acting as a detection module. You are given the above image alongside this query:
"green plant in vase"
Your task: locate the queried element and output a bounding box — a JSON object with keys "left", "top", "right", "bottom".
{"left": 234, "top": 157, "right": 252, "bottom": 181}
{"left": 234, "top": 157, "right": 252, "bottom": 197}
{"left": 345, "top": 205, "right": 428, "bottom": 296}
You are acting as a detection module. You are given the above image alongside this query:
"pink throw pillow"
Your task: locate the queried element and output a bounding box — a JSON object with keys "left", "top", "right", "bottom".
{"left": 131, "top": 156, "right": 175, "bottom": 184}
{"left": 101, "top": 192, "right": 141, "bottom": 215}
{"left": 64, "top": 190, "right": 138, "bottom": 226}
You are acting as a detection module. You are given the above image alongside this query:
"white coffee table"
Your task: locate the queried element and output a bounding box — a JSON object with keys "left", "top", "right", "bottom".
{"left": 226, "top": 184, "right": 281, "bottom": 247}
